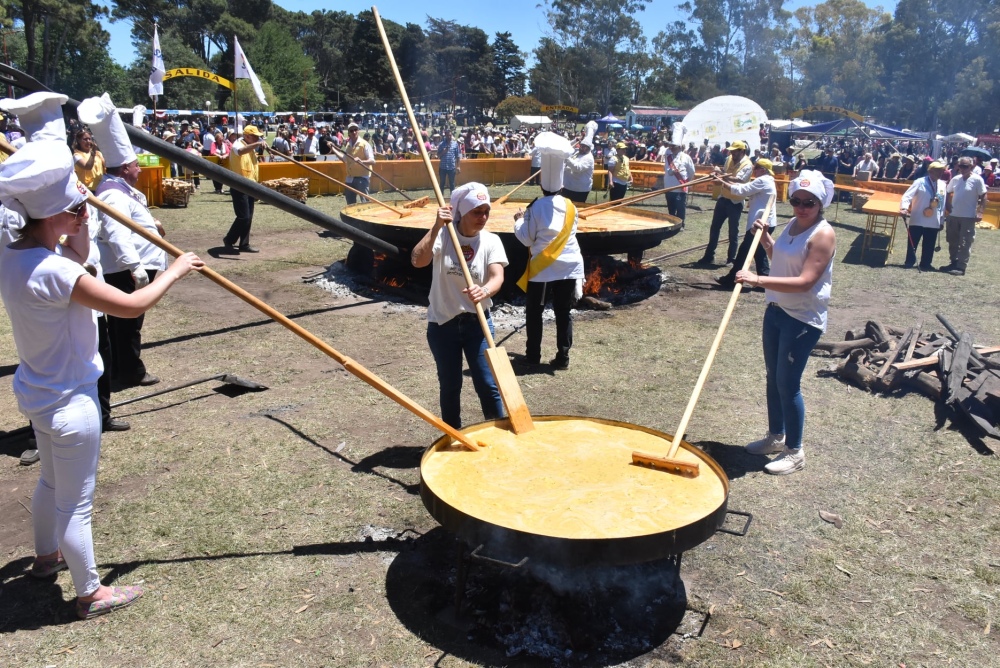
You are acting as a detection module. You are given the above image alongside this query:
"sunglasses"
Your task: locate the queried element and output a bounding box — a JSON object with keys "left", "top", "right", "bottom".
{"left": 789, "top": 197, "right": 818, "bottom": 208}
{"left": 958, "top": 164, "right": 972, "bottom": 169}
{"left": 65, "top": 201, "right": 87, "bottom": 217}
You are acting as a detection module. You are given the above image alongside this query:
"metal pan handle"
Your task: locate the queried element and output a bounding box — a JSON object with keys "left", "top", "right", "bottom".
{"left": 469, "top": 544, "right": 529, "bottom": 569}
{"left": 716, "top": 509, "right": 753, "bottom": 537}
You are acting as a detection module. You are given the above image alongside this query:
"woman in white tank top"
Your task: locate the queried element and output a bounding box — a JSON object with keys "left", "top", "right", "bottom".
{"left": 735, "top": 170, "right": 837, "bottom": 476}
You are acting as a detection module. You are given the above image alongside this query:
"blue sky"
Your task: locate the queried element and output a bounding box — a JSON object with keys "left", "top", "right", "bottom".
{"left": 100, "top": 0, "right": 894, "bottom": 68}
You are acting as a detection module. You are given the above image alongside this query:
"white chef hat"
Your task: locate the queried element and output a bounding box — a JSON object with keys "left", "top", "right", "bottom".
{"left": 78, "top": 93, "right": 136, "bottom": 168}
{"left": 132, "top": 105, "right": 147, "bottom": 128}
{"left": 450, "top": 182, "right": 491, "bottom": 219}
{"left": 0, "top": 141, "right": 88, "bottom": 220}
{"left": 580, "top": 120, "right": 598, "bottom": 148}
{"left": 533, "top": 131, "right": 574, "bottom": 192}
{"left": 0, "top": 92, "right": 68, "bottom": 143}
{"left": 789, "top": 169, "right": 835, "bottom": 208}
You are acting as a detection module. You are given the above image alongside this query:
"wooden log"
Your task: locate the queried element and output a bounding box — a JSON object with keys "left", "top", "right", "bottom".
{"left": 838, "top": 351, "right": 879, "bottom": 391}
{"left": 877, "top": 327, "right": 913, "bottom": 380}
{"left": 815, "top": 337, "right": 876, "bottom": 356}
{"left": 937, "top": 313, "right": 1000, "bottom": 370}
{"left": 903, "top": 370, "right": 942, "bottom": 400}
{"left": 844, "top": 327, "right": 867, "bottom": 341}
{"left": 866, "top": 320, "right": 890, "bottom": 344}
{"left": 902, "top": 321, "right": 922, "bottom": 363}
{"left": 893, "top": 352, "right": 940, "bottom": 370}
{"left": 945, "top": 332, "right": 973, "bottom": 404}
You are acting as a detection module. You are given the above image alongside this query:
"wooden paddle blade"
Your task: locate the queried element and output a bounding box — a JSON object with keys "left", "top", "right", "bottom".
{"left": 631, "top": 451, "right": 700, "bottom": 477}
{"left": 402, "top": 196, "right": 430, "bottom": 209}
{"left": 485, "top": 346, "right": 534, "bottom": 434}
{"left": 397, "top": 210, "right": 414, "bottom": 217}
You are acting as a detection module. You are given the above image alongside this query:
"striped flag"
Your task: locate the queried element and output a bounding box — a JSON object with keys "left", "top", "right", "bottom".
{"left": 233, "top": 36, "right": 267, "bottom": 106}
{"left": 149, "top": 24, "right": 165, "bottom": 98}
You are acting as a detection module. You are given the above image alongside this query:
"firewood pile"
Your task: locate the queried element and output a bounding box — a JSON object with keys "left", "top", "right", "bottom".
{"left": 162, "top": 178, "right": 195, "bottom": 207}
{"left": 262, "top": 177, "right": 309, "bottom": 202}
{"left": 815, "top": 314, "right": 1000, "bottom": 440}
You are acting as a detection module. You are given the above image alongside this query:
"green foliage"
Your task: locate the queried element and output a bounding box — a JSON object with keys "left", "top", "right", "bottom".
{"left": 494, "top": 95, "right": 542, "bottom": 122}
{"left": 245, "top": 21, "right": 317, "bottom": 111}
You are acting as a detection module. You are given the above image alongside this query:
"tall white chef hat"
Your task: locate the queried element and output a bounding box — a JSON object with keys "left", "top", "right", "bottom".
{"left": 0, "top": 92, "right": 68, "bottom": 143}
{"left": 132, "top": 105, "right": 147, "bottom": 128}
{"left": 0, "top": 141, "right": 88, "bottom": 220}
{"left": 78, "top": 93, "right": 136, "bottom": 168}
{"left": 532, "top": 131, "right": 574, "bottom": 193}
{"left": 789, "top": 169, "right": 835, "bottom": 208}
{"left": 580, "top": 120, "right": 598, "bottom": 148}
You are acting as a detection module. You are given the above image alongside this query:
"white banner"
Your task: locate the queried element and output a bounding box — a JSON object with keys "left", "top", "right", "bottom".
{"left": 234, "top": 35, "right": 267, "bottom": 107}
{"left": 148, "top": 25, "right": 165, "bottom": 98}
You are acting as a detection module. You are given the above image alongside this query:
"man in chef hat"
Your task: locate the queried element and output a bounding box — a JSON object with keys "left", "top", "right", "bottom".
{"left": 80, "top": 93, "right": 166, "bottom": 391}
{"left": 561, "top": 122, "right": 596, "bottom": 204}
{"left": 513, "top": 131, "right": 584, "bottom": 370}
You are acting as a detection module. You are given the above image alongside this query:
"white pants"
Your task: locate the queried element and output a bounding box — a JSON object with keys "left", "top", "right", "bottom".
{"left": 30, "top": 385, "right": 103, "bottom": 597}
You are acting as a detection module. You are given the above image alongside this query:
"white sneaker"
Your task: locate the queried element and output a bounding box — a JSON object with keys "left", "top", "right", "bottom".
{"left": 764, "top": 448, "right": 805, "bottom": 475}
{"left": 746, "top": 432, "right": 785, "bottom": 455}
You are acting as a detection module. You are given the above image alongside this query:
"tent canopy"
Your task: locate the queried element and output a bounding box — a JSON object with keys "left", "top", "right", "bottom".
{"left": 939, "top": 132, "right": 976, "bottom": 143}
{"left": 782, "top": 117, "right": 922, "bottom": 139}
{"left": 510, "top": 115, "right": 553, "bottom": 131}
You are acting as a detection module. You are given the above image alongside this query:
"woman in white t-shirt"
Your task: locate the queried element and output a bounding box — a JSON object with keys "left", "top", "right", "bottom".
{"left": 0, "top": 142, "right": 203, "bottom": 619}
{"left": 411, "top": 182, "right": 507, "bottom": 429}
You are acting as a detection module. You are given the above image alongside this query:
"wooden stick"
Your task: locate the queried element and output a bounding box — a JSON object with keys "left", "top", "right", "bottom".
{"left": 328, "top": 141, "right": 419, "bottom": 202}
{"left": 579, "top": 176, "right": 713, "bottom": 220}
{"left": 902, "top": 321, "right": 922, "bottom": 363}
{"left": 263, "top": 145, "right": 412, "bottom": 218}
{"left": 494, "top": 170, "right": 540, "bottom": 206}
{"left": 372, "top": 5, "right": 534, "bottom": 434}
{"left": 580, "top": 175, "right": 708, "bottom": 212}
{"left": 82, "top": 191, "right": 479, "bottom": 452}
{"left": 633, "top": 194, "right": 777, "bottom": 477}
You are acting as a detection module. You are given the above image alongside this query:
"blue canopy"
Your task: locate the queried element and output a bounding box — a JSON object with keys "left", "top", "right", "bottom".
{"left": 784, "top": 117, "right": 922, "bottom": 139}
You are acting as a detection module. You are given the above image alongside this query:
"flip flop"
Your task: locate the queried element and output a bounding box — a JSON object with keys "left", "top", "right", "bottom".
{"left": 29, "top": 555, "right": 67, "bottom": 578}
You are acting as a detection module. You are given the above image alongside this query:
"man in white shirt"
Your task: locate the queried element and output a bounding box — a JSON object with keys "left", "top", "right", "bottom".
{"left": 715, "top": 159, "right": 777, "bottom": 288}
{"left": 301, "top": 128, "right": 320, "bottom": 159}
{"left": 942, "top": 157, "right": 988, "bottom": 275}
{"left": 663, "top": 141, "right": 697, "bottom": 226}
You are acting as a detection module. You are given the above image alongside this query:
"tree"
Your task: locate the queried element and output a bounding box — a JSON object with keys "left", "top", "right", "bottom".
{"left": 10, "top": 0, "right": 111, "bottom": 88}
{"left": 492, "top": 32, "right": 526, "bottom": 100}
{"left": 245, "top": 21, "right": 318, "bottom": 111}
{"left": 495, "top": 95, "right": 542, "bottom": 122}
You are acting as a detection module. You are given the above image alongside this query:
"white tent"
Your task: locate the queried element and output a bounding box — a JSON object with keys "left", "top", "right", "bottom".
{"left": 939, "top": 132, "right": 976, "bottom": 143}
{"left": 510, "top": 115, "right": 553, "bottom": 131}
{"left": 681, "top": 95, "right": 768, "bottom": 153}
{"left": 770, "top": 119, "right": 812, "bottom": 130}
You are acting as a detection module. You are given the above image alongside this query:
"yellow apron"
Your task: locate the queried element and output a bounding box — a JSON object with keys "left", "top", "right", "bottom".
{"left": 517, "top": 200, "right": 577, "bottom": 292}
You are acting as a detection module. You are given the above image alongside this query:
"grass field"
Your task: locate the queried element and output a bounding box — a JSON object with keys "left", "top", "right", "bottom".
{"left": 0, "top": 182, "right": 997, "bottom": 667}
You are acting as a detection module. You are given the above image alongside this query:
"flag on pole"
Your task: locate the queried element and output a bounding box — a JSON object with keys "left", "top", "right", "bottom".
{"left": 148, "top": 24, "right": 165, "bottom": 99}
{"left": 233, "top": 36, "right": 267, "bottom": 107}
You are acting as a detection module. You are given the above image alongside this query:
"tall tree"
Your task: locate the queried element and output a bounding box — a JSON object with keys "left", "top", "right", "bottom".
{"left": 492, "top": 32, "right": 526, "bottom": 100}
{"left": 245, "top": 20, "right": 317, "bottom": 111}
{"left": 11, "top": 0, "right": 110, "bottom": 88}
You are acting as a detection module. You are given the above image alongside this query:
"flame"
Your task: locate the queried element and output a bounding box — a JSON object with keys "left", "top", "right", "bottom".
{"left": 380, "top": 276, "right": 407, "bottom": 288}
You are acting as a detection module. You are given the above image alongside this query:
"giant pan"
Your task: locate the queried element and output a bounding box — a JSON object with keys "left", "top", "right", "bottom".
{"left": 341, "top": 199, "right": 682, "bottom": 268}
{"left": 420, "top": 416, "right": 729, "bottom": 568}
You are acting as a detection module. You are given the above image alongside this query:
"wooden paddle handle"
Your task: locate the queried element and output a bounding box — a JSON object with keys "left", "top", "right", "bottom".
{"left": 329, "top": 142, "right": 411, "bottom": 200}
{"left": 494, "top": 170, "right": 540, "bottom": 206}
{"left": 84, "top": 193, "right": 479, "bottom": 451}
{"left": 665, "top": 194, "right": 776, "bottom": 459}
{"left": 580, "top": 175, "right": 713, "bottom": 219}
{"left": 373, "top": 6, "right": 496, "bottom": 349}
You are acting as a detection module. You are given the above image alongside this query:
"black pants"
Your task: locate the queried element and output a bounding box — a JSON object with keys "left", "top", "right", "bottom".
{"left": 525, "top": 279, "right": 576, "bottom": 362}
{"left": 906, "top": 226, "right": 938, "bottom": 269}
{"left": 722, "top": 227, "right": 774, "bottom": 282}
{"left": 610, "top": 182, "right": 628, "bottom": 201}
{"left": 561, "top": 188, "right": 590, "bottom": 204}
{"left": 105, "top": 269, "right": 158, "bottom": 384}
{"left": 225, "top": 190, "right": 256, "bottom": 247}
{"left": 704, "top": 198, "right": 744, "bottom": 263}
{"left": 97, "top": 314, "right": 112, "bottom": 423}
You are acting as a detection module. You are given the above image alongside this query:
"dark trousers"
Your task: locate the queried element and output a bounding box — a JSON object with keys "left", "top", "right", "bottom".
{"left": 666, "top": 191, "right": 687, "bottom": 223}
{"left": 105, "top": 269, "right": 158, "bottom": 383}
{"left": 225, "top": 190, "right": 255, "bottom": 247}
{"left": 561, "top": 188, "right": 590, "bottom": 204}
{"left": 905, "top": 226, "right": 939, "bottom": 269}
{"left": 97, "top": 314, "right": 112, "bottom": 423}
{"left": 724, "top": 227, "right": 775, "bottom": 280}
{"left": 704, "top": 198, "right": 744, "bottom": 263}
{"left": 610, "top": 182, "right": 628, "bottom": 201}
{"left": 525, "top": 279, "right": 576, "bottom": 363}
{"left": 426, "top": 312, "right": 504, "bottom": 429}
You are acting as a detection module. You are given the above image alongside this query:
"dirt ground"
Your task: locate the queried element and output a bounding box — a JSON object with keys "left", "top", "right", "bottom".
{"left": 1, "top": 184, "right": 998, "bottom": 667}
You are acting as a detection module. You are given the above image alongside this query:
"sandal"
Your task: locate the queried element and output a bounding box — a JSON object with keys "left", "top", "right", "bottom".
{"left": 76, "top": 585, "right": 144, "bottom": 620}
{"left": 29, "top": 554, "right": 67, "bottom": 578}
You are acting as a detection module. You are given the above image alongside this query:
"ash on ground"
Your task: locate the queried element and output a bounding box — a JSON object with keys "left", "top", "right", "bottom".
{"left": 310, "top": 258, "right": 670, "bottom": 331}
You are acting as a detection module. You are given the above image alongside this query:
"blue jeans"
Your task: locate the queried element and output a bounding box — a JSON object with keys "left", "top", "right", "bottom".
{"left": 665, "top": 191, "right": 687, "bottom": 223}
{"left": 439, "top": 169, "right": 456, "bottom": 194}
{"left": 345, "top": 176, "right": 369, "bottom": 205}
{"left": 705, "top": 198, "right": 744, "bottom": 263}
{"left": 762, "top": 304, "right": 823, "bottom": 450}
{"left": 427, "top": 312, "right": 505, "bottom": 429}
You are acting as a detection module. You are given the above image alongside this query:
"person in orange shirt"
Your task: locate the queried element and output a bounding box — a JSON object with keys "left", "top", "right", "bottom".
{"left": 72, "top": 129, "right": 105, "bottom": 191}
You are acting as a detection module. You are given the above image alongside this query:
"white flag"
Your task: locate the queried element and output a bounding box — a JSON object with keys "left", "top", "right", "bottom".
{"left": 148, "top": 25, "right": 165, "bottom": 98}
{"left": 233, "top": 36, "right": 267, "bottom": 107}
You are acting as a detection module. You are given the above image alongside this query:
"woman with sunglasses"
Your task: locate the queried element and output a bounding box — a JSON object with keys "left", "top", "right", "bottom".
{"left": 735, "top": 170, "right": 836, "bottom": 475}
{"left": 71, "top": 129, "right": 105, "bottom": 191}
{"left": 411, "top": 182, "right": 507, "bottom": 429}
{"left": 0, "top": 142, "right": 203, "bottom": 618}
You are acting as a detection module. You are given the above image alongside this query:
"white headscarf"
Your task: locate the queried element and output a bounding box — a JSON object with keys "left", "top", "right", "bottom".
{"left": 450, "top": 182, "right": 491, "bottom": 220}
{"left": 789, "top": 169, "right": 835, "bottom": 208}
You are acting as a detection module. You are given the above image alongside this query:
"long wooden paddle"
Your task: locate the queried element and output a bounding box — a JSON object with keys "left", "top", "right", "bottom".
{"left": 494, "top": 170, "right": 540, "bottom": 206}
{"left": 327, "top": 142, "right": 428, "bottom": 208}
{"left": 373, "top": 5, "right": 534, "bottom": 434}
{"left": 263, "top": 145, "right": 413, "bottom": 218}
{"left": 632, "top": 195, "right": 777, "bottom": 477}
{"left": 580, "top": 174, "right": 713, "bottom": 211}
{"left": 579, "top": 176, "right": 714, "bottom": 220}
